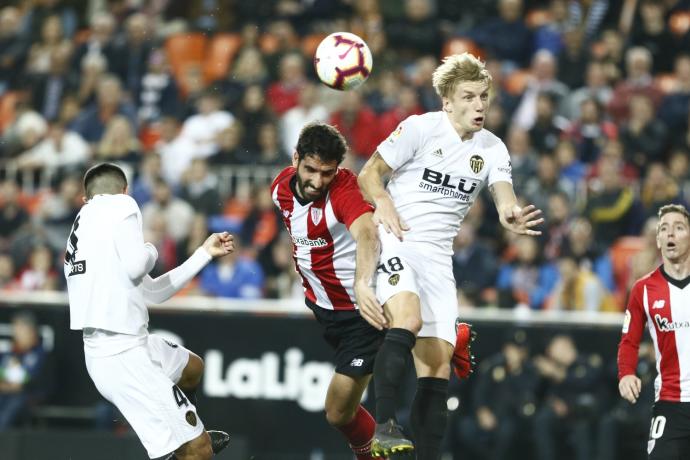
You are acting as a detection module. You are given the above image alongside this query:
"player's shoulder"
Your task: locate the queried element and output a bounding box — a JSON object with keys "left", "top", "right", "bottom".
{"left": 631, "top": 266, "right": 663, "bottom": 292}
{"left": 408, "top": 111, "right": 445, "bottom": 130}
{"left": 330, "top": 167, "right": 359, "bottom": 192}
{"left": 271, "top": 166, "right": 296, "bottom": 191}
{"left": 89, "top": 194, "right": 140, "bottom": 221}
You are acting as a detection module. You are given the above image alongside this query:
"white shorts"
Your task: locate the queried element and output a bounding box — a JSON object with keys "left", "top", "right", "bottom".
{"left": 85, "top": 334, "right": 203, "bottom": 459}
{"left": 375, "top": 231, "right": 458, "bottom": 345}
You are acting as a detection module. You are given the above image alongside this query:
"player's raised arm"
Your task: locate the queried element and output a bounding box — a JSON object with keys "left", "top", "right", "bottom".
{"left": 488, "top": 181, "right": 544, "bottom": 236}
{"left": 349, "top": 212, "right": 387, "bottom": 330}
{"left": 358, "top": 152, "right": 408, "bottom": 240}
{"left": 142, "top": 232, "right": 234, "bottom": 304}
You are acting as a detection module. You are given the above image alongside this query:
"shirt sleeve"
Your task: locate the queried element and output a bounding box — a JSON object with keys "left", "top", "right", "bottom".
{"left": 617, "top": 282, "right": 646, "bottom": 379}
{"left": 487, "top": 141, "right": 513, "bottom": 186}
{"left": 375, "top": 115, "right": 422, "bottom": 171}
{"left": 141, "top": 247, "right": 212, "bottom": 304}
{"left": 114, "top": 214, "right": 158, "bottom": 281}
{"left": 331, "top": 171, "right": 375, "bottom": 229}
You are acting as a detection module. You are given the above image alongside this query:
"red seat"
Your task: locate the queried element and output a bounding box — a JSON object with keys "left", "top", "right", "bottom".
{"left": 441, "top": 38, "right": 484, "bottom": 60}
{"left": 203, "top": 33, "right": 243, "bottom": 83}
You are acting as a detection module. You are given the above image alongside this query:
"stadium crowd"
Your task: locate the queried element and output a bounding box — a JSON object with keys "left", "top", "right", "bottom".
{"left": 0, "top": 0, "right": 689, "bottom": 457}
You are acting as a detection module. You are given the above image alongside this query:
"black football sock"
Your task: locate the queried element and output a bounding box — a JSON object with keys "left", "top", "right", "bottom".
{"left": 373, "top": 327, "right": 416, "bottom": 423}
{"left": 410, "top": 377, "right": 448, "bottom": 460}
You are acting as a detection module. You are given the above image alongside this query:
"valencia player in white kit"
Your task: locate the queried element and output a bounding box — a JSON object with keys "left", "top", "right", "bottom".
{"left": 64, "top": 163, "right": 232, "bottom": 460}
{"left": 618, "top": 204, "right": 690, "bottom": 459}
{"left": 357, "top": 53, "right": 544, "bottom": 458}
{"left": 271, "top": 123, "right": 383, "bottom": 459}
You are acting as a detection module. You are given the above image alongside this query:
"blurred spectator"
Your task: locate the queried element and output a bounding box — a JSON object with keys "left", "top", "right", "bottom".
{"left": 0, "top": 181, "right": 30, "bottom": 250}
{"left": 22, "top": 0, "right": 77, "bottom": 42}
{"left": 639, "top": 163, "right": 685, "bottom": 220}
{"left": 0, "top": 311, "right": 48, "bottom": 430}
{"left": 25, "top": 15, "right": 72, "bottom": 77}
{"left": 658, "top": 53, "right": 690, "bottom": 133}
{"left": 452, "top": 221, "right": 499, "bottom": 307}
{"left": 16, "top": 244, "right": 58, "bottom": 291}
{"left": 557, "top": 28, "right": 588, "bottom": 90}
{"left": 592, "top": 28, "right": 625, "bottom": 83}
{"left": 619, "top": 94, "right": 668, "bottom": 172}
{"left": 239, "top": 186, "right": 281, "bottom": 252}
{"left": 281, "top": 82, "right": 329, "bottom": 156}
{"left": 668, "top": 148, "right": 690, "bottom": 202}
{"left": 567, "top": 0, "right": 611, "bottom": 41}
{"left": 32, "top": 174, "right": 81, "bottom": 252}
{"left": 329, "top": 90, "right": 380, "bottom": 163}
{"left": 130, "top": 152, "right": 162, "bottom": 206}
{"left": 156, "top": 116, "right": 198, "bottom": 187}
{"left": 70, "top": 12, "right": 117, "bottom": 77}
{"left": 533, "top": 334, "right": 603, "bottom": 460}
{"left": 265, "top": 52, "right": 307, "bottom": 116}
{"left": 528, "top": 92, "right": 567, "bottom": 155}
{"left": 0, "top": 253, "right": 16, "bottom": 290}
{"left": 524, "top": 155, "right": 575, "bottom": 217}
{"left": 512, "top": 50, "right": 569, "bottom": 130}
{"left": 75, "top": 52, "right": 107, "bottom": 107}
{"left": 176, "top": 213, "right": 209, "bottom": 266}
{"left": 563, "top": 97, "right": 617, "bottom": 164}
{"left": 560, "top": 217, "right": 615, "bottom": 293}
{"left": 95, "top": 115, "right": 141, "bottom": 168}
{"left": 0, "top": 6, "right": 29, "bottom": 92}
{"left": 178, "top": 158, "right": 222, "bottom": 216}
{"left": 534, "top": 0, "right": 571, "bottom": 56}
{"left": 607, "top": 47, "right": 663, "bottom": 124}
{"left": 211, "top": 122, "right": 246, "bottom": 166}
{"left": 199, "top": 242, "right": 265, "bottom": 299}
{"left": 562, "top": 61, "right": 613, "bottom": 120}
{"left": 4, "top": 111, "right": 49, "bottom": 158}
{"left": 627, "top": 216, "right": 661, "bottom": 290}
{"left": 138, "top": 49, "right": 182, "bottom": 124}
{"left": 71, "top": 74, "right": 138, "bottom": 144}
{"left": 455, "top": 328, "right": 538, "bottom": 460}
{"left": 471, "top": 0, "right": 532, "bottom": 68}
{"left": 255, "top": 122, "right": 288, "bottom": 166}
{"left": 585, "top": 154, "right": 641, "bottom": 251}
{"left": 29, "top": 46, "right": 75, "bottom": 121}
{"left": 111, "top": 12, "right": 153, "bottom": 97}
{"left": 378, "top": 85, "right": 424, "bottom": 142}
{"left": 554, "top": 140, "right": 587, "bottom": 194}
{"left": 236, "top": 84, "right": 276, "bottom": 157}
{"left": 385, "top": 0, "right": 443, "bottom": 60}
{"left": 14, "top": 121, "right": 89, "bottom": 172}
{"left": 497, "top": 235, "right": 558, "bottom": 310}
{"left": 178, "top": 90, "right": 234, "bottom": 158}
{"left": 143, "top": 210, "right": 178, "bottom": 276}
{"left": 367, "top": 70, "right": 403, "bottom": 115}
{"left": 142, "top": 177, "right": 195, "bottom": 242}
{"left": 541, "top": 191, "right": 573, "bottom": 261}
{"left": 214, "top": 47, "right": 269, "bottom": 113}
{"left": 586, "top": 138, "right": 639, "bottom": 184}
{"left": 547, "top": 254, "right": 617, "bottom": 311}
{"left": 504, "top": 127, "right": 537, "bottom": 194}
{"left": 628, "top": 0, "right": 676, "bottom": 74}
{"left": 258, "top": 230, "right": 301, "bottom": 299}
{"left": 409, "top": 55, "right": 443, "bottom": 112}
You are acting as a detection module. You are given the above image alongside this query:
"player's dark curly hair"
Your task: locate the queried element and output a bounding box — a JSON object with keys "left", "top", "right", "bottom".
{"left": 83, "top": 163, "right": 128, "bottom": 199}
{"left": 295, "top": 122, "right": 347, "bottom": 165}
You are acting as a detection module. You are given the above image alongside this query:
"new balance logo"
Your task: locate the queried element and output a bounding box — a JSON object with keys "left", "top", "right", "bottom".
{"left": 652, "top": 300, "right": 666, "bottom": 309}
{"left": 350, "top": 358, "right": 364, "bottom": 367}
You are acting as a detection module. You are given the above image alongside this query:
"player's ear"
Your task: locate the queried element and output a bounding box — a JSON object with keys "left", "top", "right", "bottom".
{"left": 123, "top": 185, "right": 129, "bottom": 195}
{"left": 82, "top": 195, "right": 87, "bottom": 203}
{"left": 292, "top": 152, "right": 299, "bottom": 168}
{"left": 442, "top": 97, "right": 452, "bottom": 113}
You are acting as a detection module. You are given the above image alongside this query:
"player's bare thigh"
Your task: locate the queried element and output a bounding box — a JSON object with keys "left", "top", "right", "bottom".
{"left": 412, "top": 337, "right": 453, "bottom": 379}
{"left": 383, "top": 291, "right": 422, "bottom": 334}
{"left": 174, "top": 431, "right": 213, "bottom": 460}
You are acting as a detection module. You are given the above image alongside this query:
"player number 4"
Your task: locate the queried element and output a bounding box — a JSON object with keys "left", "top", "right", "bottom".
{"left": 172, "top": 385, "right": 189, "bottom": 408}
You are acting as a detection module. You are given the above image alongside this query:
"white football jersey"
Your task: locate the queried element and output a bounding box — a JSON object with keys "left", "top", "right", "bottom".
{"left": 377, "top": 112, "right": 513, "bottom": 254}
{"left": 65, "top": 194, "right": 149, "bottom": 336}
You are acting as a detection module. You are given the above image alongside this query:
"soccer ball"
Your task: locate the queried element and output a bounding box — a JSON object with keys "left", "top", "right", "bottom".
{"left": 314, "top": 32, "right": 373, "bottom": 91}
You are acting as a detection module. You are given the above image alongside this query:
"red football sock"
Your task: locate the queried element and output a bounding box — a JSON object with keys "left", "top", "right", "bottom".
{"left": 336, "top": 405, "right": 376, "bottom": 460}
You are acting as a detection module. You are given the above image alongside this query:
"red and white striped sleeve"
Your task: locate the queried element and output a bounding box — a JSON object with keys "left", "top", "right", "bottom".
{"left": 618, "top": 280, "right": 647, "bottom": 379}
{"left": 330, "top": 169, "right": 374, "bottom": 229}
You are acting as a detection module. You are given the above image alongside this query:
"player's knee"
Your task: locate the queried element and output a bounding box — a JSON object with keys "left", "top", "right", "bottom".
{"left": 179, "top": 353, "right": 204, "bottom": 389}
{"left": 325, "top": 404, "right": 356, "bottom": 427}
{"left": 400, "top": 316, "right": 422, "bottom": 335}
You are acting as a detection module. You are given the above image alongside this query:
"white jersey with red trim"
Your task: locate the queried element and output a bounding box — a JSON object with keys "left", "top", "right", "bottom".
{"left": 271, "top": 167, "right": 373, "bottom": 311}
{"left": 618, "top": 266, "right": 690, "bottom": 402}
{"left": 376, "top": 111, "right": 513, "bottom": 255}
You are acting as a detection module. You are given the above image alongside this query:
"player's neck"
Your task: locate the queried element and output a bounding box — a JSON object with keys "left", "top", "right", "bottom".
{"left": 445, "top": 113, "right": 476, "bottom": 141}
{"left": 663, "top": 260, "right": 690, "bottom": 280}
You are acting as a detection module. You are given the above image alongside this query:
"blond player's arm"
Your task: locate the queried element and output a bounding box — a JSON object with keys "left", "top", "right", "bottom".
{"left": 489, "top": 181, "right": 544, "bottom": 236}
{"left": 349, "top": 212, "right": 387, "bottom": 330}
{"left": 358, "top": 152, "right": 408, "bottom": 240}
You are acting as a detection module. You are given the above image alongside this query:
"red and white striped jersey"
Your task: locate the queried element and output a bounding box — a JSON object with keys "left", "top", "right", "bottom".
{"left": 271, "top": 166, "right": 373, "bottom": 311}
{"left": 618, "top": 266, "right": 690, "bottom": 402}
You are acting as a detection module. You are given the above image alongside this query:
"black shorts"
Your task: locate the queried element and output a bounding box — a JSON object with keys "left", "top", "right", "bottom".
{"left": 307, "top": 299, "right": 385, "bottom": 377}
{"left": 647, "top": 401, "right": 690, "bottom": 459}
